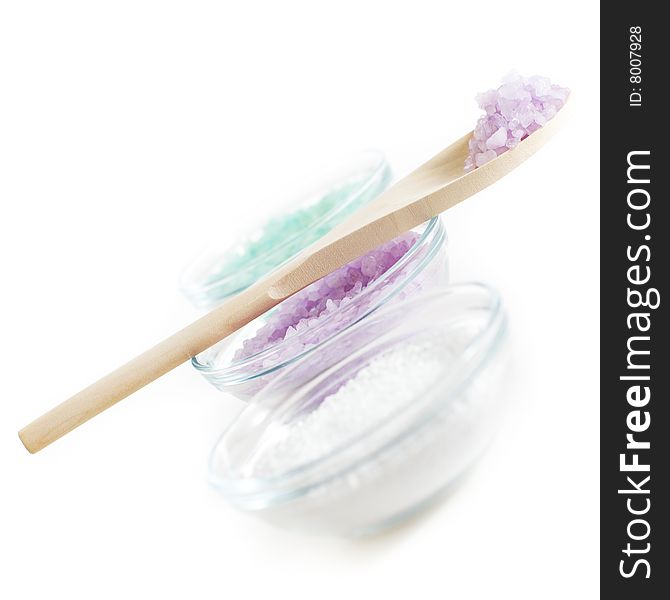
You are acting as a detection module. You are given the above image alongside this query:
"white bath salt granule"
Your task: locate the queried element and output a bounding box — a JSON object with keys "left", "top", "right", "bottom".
{"left": 464, "top": 71, "right": 570, "bottom": 171}
{"left": 253, "top": 334, "right": 454, "bottom": 477}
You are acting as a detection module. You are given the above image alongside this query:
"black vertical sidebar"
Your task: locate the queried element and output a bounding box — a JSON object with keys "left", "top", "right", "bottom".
{"left": 601, "top": 4, "right": 668, "bottom": 597}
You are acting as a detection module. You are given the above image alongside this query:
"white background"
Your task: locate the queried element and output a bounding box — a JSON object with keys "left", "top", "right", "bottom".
{"left": 0, "top": 2, "right": 599, "bottom": 598}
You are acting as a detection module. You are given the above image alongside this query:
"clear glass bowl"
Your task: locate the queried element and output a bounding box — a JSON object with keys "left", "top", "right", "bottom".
{"left": 209, "top": 284, "right": 509, "bottom": 536}
{"left": 193, "top": 217, "right": 448, "bottom": 401}
{"left": 179, "top": 150, "right": 392, "bottom": 309}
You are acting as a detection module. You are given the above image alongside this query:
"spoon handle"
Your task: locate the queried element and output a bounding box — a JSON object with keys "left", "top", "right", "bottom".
{"left": 18, "top": 285, "right": 276, "bottom": 453}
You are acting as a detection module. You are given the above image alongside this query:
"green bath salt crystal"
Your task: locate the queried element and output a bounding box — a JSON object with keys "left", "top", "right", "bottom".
{"left": 214, "top": 182, "right": 362, "bottom": 279}
{"left": 180, "top": 152, "right": 391, "bottom": 308}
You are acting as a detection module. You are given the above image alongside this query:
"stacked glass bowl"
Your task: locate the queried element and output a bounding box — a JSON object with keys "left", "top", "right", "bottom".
{"left": 180, "top": 151, "right": 509, "bottom": 535}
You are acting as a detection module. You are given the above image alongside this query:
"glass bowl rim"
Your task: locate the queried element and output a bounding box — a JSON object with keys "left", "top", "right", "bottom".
{"left": 208, "top": 282, "right": 507, "bottom": 508}
{"left": 178, "top": 149, "right": 392, "bottom": 302}
{"left": 192, "top": 216, "right": 447, "bottom": 383}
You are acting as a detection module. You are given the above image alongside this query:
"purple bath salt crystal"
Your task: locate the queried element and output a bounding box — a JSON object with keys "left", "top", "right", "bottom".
{"left": 231, "top": 231, "right": 421, "bottom": 364}
{"left": 361, "top": 255, "right": 377, "bottom": 278}
{"left": 485, "top": 126, "right": 507, "bottom": 150}
{"left": 475, "top": 150, "right": 497, "bottom": 167}
{"left": 464, "top": 72, "right": 569, "bottom": 172}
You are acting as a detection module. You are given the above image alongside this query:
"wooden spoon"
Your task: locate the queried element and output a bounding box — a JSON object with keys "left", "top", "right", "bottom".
{"left": 19, "top": 101, "right": 569, "bottom": 453}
